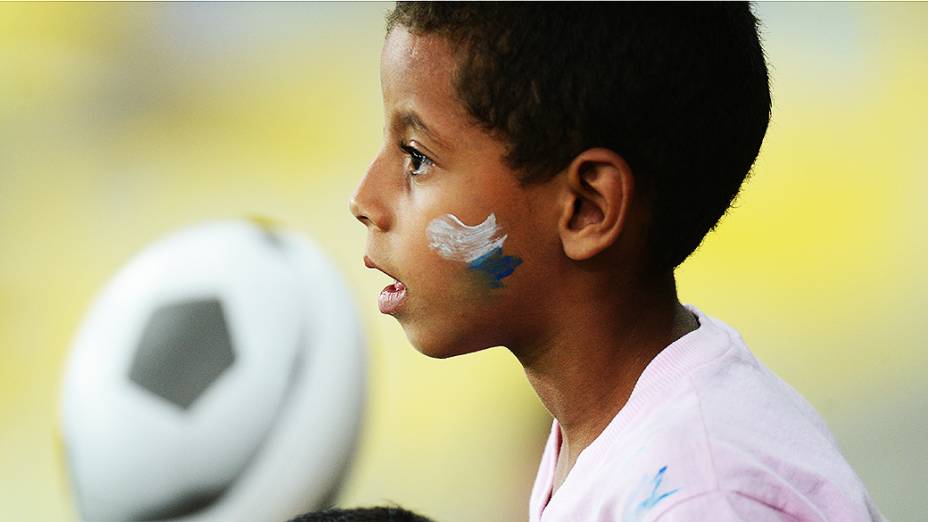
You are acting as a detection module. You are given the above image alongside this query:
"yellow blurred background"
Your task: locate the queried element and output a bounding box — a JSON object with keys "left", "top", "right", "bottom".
{"left": 0, "top": 3, "right": 925, "bottom": 521}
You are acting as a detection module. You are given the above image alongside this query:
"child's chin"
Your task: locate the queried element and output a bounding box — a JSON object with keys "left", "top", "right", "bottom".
{"left": 407, "top": 335, "right": 467, "bottom": 360}
{"left": 402, "top": 325, "right": 486, "bottom": 360}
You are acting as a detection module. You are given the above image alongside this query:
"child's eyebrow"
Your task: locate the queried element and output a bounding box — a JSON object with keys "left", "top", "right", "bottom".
{"left": 393, "top": 109, "right": 451, "bottom": 151}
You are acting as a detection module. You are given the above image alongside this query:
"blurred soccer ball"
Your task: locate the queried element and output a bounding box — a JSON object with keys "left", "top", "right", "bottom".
{"left": 60, "top": 219, "right": 366, "bottom": 521}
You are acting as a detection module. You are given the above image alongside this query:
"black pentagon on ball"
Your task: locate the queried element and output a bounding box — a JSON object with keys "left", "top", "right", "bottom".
{"left": 129, "top": 298, "right": 235, "bottom": 410}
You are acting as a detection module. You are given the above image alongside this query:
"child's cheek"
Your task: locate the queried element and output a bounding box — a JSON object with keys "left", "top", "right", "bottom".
{"left": 425, "top": 212, "right": 523, "bottom": 291}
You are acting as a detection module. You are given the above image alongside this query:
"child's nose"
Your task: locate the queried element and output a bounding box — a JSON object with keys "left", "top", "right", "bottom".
{"left": 348, "top": 194, "right": 382, "bottom": 230}
{"left": 348, "top": 196, "right": 370, "bottom": 227}
{"left": 349, "top": 157, "right": 392, "bottom": 231}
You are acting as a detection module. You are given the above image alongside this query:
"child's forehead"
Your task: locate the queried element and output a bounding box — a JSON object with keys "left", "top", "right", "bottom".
{"left": 381, "top": 27, "right": 460, "bottom": 109}
{"left": 379, "top": 26, "right": 516, "bottom": 162}
{"left": 380, "top": 29, "right": 473, "bottom": 146}
{"left": 381, "top": 26, "right": 456, "bottom": 75}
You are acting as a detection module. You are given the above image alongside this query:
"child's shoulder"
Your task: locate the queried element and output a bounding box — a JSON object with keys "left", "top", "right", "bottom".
{"left": 532, "top": 306, "right": 883, "bottom": 521}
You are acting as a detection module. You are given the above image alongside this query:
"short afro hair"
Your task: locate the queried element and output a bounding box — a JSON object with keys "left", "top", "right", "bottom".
{"left": 288, "top": 506, "right": 434, "bottom": 522}
{"left": 386, "top": 2, "right": 771, "bottom": 272}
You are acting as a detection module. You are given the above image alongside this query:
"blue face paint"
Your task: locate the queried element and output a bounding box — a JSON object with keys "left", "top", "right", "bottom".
{"left": 468, "top": 246, "right": 523, "bottom": 288}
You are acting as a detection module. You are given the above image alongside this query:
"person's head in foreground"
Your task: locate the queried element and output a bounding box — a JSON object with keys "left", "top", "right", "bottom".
{"left": 288, "top": 506, "right": 433, "bottom": 522}
{"left": 351, "top": 2, "right": 884, "bottom": 520}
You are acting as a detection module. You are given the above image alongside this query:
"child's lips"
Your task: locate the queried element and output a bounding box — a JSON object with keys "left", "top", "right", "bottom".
{"left": 364, "top": 255, "right": 408, "bottom": 314}
{"left": 378, "top": 280, "right": 407, "bottom": 314}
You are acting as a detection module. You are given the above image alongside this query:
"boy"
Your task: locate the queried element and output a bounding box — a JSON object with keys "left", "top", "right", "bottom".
{"left": 350, "top": 3, "right": 884, "bottom": 520}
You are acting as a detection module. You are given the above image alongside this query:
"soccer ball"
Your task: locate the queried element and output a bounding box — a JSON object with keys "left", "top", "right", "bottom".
{"left": 60, "top": 219, "right": 366, "bottom": 521}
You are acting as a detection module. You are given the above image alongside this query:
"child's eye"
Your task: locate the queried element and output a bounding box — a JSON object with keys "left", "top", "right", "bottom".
{"left": 399, "top": 143, "right": 435, "bottom": 178}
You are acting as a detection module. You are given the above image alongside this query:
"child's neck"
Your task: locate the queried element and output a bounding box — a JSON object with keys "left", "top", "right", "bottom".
{"left": 514, "top": 270, "right": 698, "bottom": 493}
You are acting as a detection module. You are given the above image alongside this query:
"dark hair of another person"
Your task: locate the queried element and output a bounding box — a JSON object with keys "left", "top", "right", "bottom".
{"left": 287, "top": 506, "right": 434, "bottom": 522}
{"left": 386, "top": 2, "right": 771, "bottom": 273}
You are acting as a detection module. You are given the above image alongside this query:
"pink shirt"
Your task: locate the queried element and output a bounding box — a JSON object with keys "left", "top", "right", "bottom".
{"left": 529, "top": 304, "right": 884, "bottom": 521}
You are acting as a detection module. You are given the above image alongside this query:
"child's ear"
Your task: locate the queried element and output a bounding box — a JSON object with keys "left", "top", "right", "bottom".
{"left": 557, "top": 148, "right": 634, "bottom": 261}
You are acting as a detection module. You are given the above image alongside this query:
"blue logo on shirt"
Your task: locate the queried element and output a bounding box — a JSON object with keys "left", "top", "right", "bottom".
{"left": 624, "top": 466, "right": 680, "bottom": 521}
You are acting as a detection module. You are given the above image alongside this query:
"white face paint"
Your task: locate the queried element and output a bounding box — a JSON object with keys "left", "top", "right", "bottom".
{"left": 426, "top": 213, "right": 507, "bottom": 263}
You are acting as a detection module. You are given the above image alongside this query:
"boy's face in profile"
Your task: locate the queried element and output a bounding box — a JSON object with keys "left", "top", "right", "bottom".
{"left": 351, "top": 27, "right": 563, "bottom": 358}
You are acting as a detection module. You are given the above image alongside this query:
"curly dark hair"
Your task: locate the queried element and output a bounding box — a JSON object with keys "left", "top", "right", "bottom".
{"left": 386, "top": 2, "right": 771, "bottom": 272}
{"left": 288, "top": 506, "right": 434, "bottom": 522}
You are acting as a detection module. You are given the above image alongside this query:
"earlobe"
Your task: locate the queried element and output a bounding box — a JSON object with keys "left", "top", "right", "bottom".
{"left": 558, "top": 148, "right": 634, "bottom": 261}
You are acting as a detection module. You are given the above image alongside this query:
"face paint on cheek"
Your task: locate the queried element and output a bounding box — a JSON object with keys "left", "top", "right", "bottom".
{"left": 426, "top": 213, "right": 523, "bottom": 288}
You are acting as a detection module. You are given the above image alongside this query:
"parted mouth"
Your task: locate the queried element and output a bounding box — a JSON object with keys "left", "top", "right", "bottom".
{"left": 364, "top": 255, "right": 407, "bottom": 314}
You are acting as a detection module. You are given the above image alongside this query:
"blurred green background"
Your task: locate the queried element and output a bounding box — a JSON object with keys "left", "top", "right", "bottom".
{"left": 1, "top": 3, "right": 925, "bottom": 521}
